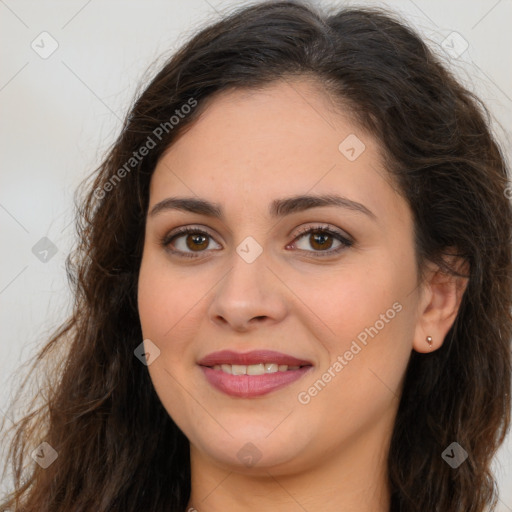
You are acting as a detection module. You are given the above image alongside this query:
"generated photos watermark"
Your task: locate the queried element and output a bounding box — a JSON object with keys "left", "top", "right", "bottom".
{"left": 297, "top": 301, "right": 403, "bottom": 405}
{"left": 94, "top": 97, "right": 198, "bottom": 200}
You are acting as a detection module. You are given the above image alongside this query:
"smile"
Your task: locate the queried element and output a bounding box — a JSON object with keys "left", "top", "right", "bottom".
{"left": 197, "top": 349, "right": 314, "bottom": 397}
{"left": 210, "top": 363, "right": 301, "bottom": 375}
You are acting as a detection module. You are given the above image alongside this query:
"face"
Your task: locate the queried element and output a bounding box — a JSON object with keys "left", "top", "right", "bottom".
{"left": 137, "top": 79, "right": 422, "bottom": 475}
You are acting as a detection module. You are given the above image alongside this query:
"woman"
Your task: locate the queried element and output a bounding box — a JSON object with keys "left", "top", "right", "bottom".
{"left": 1, "top": 1, "right": 510, "bottom": 511}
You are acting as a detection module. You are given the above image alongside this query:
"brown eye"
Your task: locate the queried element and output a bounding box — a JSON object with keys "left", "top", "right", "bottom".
{"left": 162, "top": 227, "right": 221, "bottom": 258}
{"left": 185, "top": 233, "right": 209, "bottom": 251}
{"left": 162, "top": 224, "right": 353, "bottom": 259}
{"left": 308, "top": 231, "right": 334, "bottom": 251}
{"left": 291, "top": 225, "right": 353, "bottom": 257}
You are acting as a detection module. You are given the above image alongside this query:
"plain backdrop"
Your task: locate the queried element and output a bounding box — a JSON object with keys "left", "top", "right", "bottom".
{"left": 1, "top": 0, "right": 511, "bottom": 508}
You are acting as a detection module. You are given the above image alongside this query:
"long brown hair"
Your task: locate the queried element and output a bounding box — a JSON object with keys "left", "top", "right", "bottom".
{"left": 1, "top": 2, "right": 511, "bottom": 511}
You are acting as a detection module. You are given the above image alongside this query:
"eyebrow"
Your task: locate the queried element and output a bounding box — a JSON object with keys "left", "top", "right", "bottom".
{"left": 149, "top": 194, "right": 376, "bottom": 220}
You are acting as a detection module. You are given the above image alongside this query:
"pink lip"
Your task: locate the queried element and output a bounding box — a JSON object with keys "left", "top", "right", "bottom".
{"left": 197, "top": 350, "right": 314, "bottom": 398}
{"left": 200, "top": 366, "right": 313, "bottom": 398}
{"left": 197, "top": 350, "right": 312, "bottom": 367}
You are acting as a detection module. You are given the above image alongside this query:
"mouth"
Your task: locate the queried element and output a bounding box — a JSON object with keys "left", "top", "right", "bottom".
{"left": 205, "top": 362, "right": 309, "bottom": 375}
{"left": 197, "top": 350, "right": 314, "bottom": 398}
{"left": 197, "top": 349, "right": 313, "bottom": 367}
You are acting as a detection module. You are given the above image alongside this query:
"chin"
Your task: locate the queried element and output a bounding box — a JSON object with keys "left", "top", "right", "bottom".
{"left": 188, "top": 420, "right": 314, "bottom": 473}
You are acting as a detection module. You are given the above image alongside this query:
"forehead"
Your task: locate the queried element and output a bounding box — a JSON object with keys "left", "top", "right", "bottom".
{"left": 150, "top": 79, "right": 402, "bottom": 223}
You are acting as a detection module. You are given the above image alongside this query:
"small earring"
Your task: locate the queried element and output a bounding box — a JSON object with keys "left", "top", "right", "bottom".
{"left": 426, "top": 336, "right": 433, "bottom": 351}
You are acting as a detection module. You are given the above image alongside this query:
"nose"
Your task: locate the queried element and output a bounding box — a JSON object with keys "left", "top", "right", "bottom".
{"left": 207, "top": 245, "right": 288, "bottom": 332}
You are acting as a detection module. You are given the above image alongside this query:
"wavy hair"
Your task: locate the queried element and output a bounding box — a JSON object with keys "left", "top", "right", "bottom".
{"left": 1, "top": 1, "right": 511, "bottom": 511}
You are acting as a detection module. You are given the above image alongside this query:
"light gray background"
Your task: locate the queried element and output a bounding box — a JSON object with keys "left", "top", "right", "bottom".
{"left": 1, "top": 0, "right": 511, "bottom": 508}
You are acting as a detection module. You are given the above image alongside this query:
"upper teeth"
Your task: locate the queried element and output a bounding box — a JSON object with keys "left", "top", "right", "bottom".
{"left": 212, "top": 363, "right": 300, "bottom": 375}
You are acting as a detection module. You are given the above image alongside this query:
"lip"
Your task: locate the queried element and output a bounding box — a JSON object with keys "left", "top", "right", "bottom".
{"left": 197, "top": 350, "right": 313, "bottom": 367}
{"left": 197, "top": 350, "right": 314, "bottom": 398}
{"left": 200, "top": 366, "right": 313, "bottom": 398}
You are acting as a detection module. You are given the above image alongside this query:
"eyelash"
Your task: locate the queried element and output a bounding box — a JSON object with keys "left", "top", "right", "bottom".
{"left": 160, "top": 224, "right": 354, "bottom": 259}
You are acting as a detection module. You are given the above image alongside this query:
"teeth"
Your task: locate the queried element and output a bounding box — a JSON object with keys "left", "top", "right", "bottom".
{"left": 221, "top": 364, "right": 232, "bottom": 374}
{"left": 232, "top": 364, "right": 248, "bottom": 375}
{"left": 247, "top": 363, "right": 265, "bottom": 375}
{"left": 211, "top": 363, "right": 303, "bottom": 375}
{"left": 264, "top": 363, "right": 278, "bottom": 373}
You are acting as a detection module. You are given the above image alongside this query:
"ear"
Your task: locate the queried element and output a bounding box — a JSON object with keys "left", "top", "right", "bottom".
{"left": 413, "top": 256, "right": 469, "bottom": 353}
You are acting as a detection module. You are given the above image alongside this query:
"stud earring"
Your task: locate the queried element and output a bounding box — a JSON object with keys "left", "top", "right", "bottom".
{"left": 426, "top": 336, "right": 433, "bottom": 351}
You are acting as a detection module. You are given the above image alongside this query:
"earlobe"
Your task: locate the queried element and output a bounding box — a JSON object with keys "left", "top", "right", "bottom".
{"left": 412, "top": 258, "right": 469, "bottom": 353}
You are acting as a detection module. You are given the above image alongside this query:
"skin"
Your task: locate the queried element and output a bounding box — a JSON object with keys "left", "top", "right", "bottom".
{"left": 137, "top": 79, "right": 467, "bottom": 512}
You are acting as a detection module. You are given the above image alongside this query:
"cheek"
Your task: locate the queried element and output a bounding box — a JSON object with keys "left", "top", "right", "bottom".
{"left": 137, "top": 256, "right": 169, "bottom": 341}
{"left": 137, "top": 251, "right": 199, "bottom": 342}
{"left": 137, "top": 255, "right": 194, "bottom": 392}
{"left": 137, "top": 254, "right": 204, "bottom": 427}
{"left": 137, "top": 250, "right": 218, "bottom": 389}
{"left": 291, "top": 256, "right": 414, "bottom": 410}
{"left": 292, "top": 258, "right": 408, "bottom": 350}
